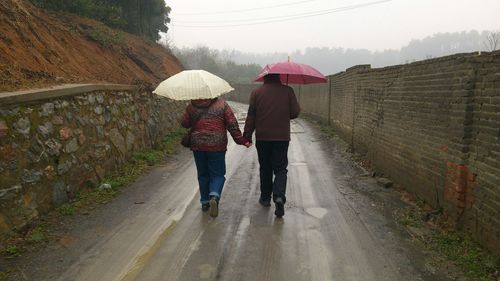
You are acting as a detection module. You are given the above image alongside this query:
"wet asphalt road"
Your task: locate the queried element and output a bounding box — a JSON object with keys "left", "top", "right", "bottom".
{"left": 55, "top": 102, "right": 440, "bottom": 281}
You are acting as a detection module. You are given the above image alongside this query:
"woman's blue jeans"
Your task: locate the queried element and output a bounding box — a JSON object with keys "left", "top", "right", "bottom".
{"left": 193, "top": 151, "right": 226, "bottom": 204}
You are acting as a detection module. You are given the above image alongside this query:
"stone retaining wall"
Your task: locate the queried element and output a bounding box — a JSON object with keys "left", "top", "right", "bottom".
{"left": 227, "top": 51, "right": 500, "bottom": 254}
{"left": 0, "top": 84, "right": 184, "bottom": 235}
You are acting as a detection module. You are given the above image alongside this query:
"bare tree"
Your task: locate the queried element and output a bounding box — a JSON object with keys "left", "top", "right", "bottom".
{"left": 483, "top": 31, "right": 500, "bottom": 51}
{"left": 157, "top": 31, "right": 176, "bottom": 53}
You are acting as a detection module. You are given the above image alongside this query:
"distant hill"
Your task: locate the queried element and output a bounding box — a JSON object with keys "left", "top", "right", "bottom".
{"left": 0, "top": 0, "right": 182, "bottom": 92}
{"left": 221, "top": 30, "right": 495, "bottom": 75}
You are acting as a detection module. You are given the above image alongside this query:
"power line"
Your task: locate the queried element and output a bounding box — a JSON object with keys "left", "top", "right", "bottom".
{"left": 175, "top": 0, "right": 390, "bottom": 24}
{"left": 175, "top": 0, "right": 325, "bottom": 16}
{"left": 173, "top": 0, "right": 392, "bottom": 28}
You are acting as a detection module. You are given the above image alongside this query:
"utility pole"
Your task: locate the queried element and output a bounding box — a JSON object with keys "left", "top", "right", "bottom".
{"left": 327, "top": 76, "right": 332, "bottom": 125}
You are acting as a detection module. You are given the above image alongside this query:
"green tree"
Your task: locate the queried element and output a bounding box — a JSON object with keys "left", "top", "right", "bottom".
{"left": 173, "top": 46, "right": 262, "bottom": 84}
{"left": 106, "top": 0, "right": 170, "bottom": 40}
{"left": 29, "top": 0, "right": 170, "bottom": 41}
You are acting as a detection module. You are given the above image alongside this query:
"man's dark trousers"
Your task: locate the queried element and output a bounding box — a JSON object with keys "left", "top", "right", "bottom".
{"left": 256, "top": 141, "right": 290, "bottom": 203}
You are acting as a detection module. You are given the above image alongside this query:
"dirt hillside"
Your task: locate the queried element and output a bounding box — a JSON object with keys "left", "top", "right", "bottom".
{"left": 0, "top": 0, "right": 183, "bottom": 92}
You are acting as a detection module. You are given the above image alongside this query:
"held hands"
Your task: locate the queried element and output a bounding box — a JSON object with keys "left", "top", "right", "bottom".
{"left": 244, "top": 142, "right": 253, "bottom": 148}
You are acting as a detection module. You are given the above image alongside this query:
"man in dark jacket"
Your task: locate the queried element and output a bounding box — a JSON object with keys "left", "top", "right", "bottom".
{"left": 243, "top": 74, "right": 300, "bottom": 218}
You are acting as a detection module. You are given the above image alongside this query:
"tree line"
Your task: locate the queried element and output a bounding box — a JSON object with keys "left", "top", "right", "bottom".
{"left": 225, "top": 30, "right": 498, "bottom": 75}
{"left": 172, "top": 46, "right": 262, "bottom": 84}
{"left": 29, "top": 0, "right": 170, "bottom": 40}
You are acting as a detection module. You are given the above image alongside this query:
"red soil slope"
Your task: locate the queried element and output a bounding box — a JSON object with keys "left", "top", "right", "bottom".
{"left": 0, "top": 0, "right": 183, "bottom": 92}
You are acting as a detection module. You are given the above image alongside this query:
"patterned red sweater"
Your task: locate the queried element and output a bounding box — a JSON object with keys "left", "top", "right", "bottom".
{"left": 181, "top": 98, "right": 248, "bottom": 151}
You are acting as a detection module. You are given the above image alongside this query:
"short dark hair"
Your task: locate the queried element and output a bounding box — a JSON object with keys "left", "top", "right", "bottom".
{"left": 263, "top": 74, "right": 281, "bottom": 83}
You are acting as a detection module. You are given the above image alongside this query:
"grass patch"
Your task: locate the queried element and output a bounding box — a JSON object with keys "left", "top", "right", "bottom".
{"left": 75, "top": 187, "right": 117, "bottom": 208}
{"left": 394, "top": 208, "right": 424, "bottom": 228}
{"left": 1, "top": 245, "right": 21, "bottom": 259}
{"left": 1, "top": 226, "right": 47, "bottom": 260}
{"left": 58, "top": 204, "right": 76, "bottom": 216}
{"left": 320, "top": 126, "right": 337, "bottom": 139}
{"left": 133, "top": 149, "right": 163, "bottom": 165}
{"left": 132, "top": 129, "right": 186, "bottom": 166}
{"left": 87, "top": 27, "right": 124, "bottom": 47}
{"left": 302, "top": 114, "right": 338, "bottom": 140}
{"left": 394, "top": 206, "right": 499, "bottom": 280}
{"left": 27, "top": 226, "right": 46, "bottom": 243}
{"left": 0, "top": 271, "right": 7, "bottom": 281}
{"left": 160, "top": 129, "right": 187, "bottom": 155}
{"left": 105, "top": 178, "right": 128, "bottom": 189}
{"left": 428, "top": 231, "right": 499, "bottom": 281}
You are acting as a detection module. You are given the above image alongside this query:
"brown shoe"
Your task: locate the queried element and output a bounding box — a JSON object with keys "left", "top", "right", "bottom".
{"left": 209, "top": 197, "right": 219, "bottom": 218}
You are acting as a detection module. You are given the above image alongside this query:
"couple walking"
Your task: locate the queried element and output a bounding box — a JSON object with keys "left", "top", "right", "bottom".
{"left": 181, "top": 73, "right": 300, "bottom": 218}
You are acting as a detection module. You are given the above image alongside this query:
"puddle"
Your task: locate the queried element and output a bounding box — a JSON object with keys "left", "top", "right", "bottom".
{"left": 306, "top": 207, "right": 328, "bottom": 219}
{"left": 198, "top": 264, "right": 215, "bottom": 279}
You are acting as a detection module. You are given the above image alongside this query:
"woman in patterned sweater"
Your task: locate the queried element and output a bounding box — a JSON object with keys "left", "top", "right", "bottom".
{"left": 181, "top": 98, "right": 251, "bottom": 217}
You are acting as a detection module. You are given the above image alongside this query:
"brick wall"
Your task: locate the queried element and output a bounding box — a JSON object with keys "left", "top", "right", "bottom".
{"left": 226, "top": 51, "right": 500, "bottom": 254}
{"left": 465, "top": 53, "right": 500, "bottom": 250}
{"left": 296, "top": 83, "right": 330, "bottom": 123}
{"left": 0, "top": 85, "right": 184, "bottom": 235}
{"left": 301, "top": 51, "right": 499, "bottom": 254}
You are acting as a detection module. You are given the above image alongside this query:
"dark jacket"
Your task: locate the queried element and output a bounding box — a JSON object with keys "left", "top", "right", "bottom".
{"left": 243, "top": 82, "right": 300, "bottom": 142}
{"left": 181, "top": 98, "right": 248, "bottom": 151}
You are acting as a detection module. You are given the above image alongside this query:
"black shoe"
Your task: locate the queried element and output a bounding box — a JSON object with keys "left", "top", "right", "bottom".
{"left": 259, "top": 197, "right": 271, "bottom": 207}
{"left": 274, "top": 198, "right": 284, "bottom": 218}
{"left": 202, "top": 203, "right": 210, "bottom": 212}
{"left": 209, "top": 196, "right": 219, "bottom": 218}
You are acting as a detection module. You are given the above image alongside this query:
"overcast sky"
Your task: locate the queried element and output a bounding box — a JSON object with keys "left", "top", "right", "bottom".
{"left": 165, "top": 0, "right": 500, "bottom": 53}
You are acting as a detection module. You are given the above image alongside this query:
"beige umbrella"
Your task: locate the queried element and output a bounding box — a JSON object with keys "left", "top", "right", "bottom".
{"left": 153, "top": 70, "right": 234, "bottom": 100}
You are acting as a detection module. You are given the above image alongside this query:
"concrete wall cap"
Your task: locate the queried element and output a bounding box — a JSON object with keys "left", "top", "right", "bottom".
{"left": 0, "top": 84, "right": 137, "bottom": 105}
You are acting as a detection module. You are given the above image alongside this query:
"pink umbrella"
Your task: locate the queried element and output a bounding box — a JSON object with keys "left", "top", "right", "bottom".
{"left": 254, "top": 61, "right": 327, "bottom": 84}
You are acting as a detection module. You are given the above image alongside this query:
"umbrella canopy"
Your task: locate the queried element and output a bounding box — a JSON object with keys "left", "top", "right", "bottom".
{"left": 255, "top": 61, "right": 327, "bottom": 84}
{"left": 153, "top": 70, "right": 234, "bottom": 100}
